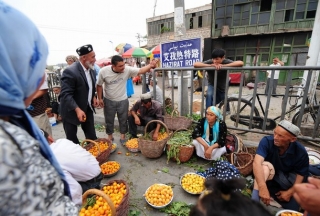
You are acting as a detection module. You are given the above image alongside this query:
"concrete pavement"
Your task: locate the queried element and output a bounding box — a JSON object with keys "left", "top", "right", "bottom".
{"left": 51, "top": 81, "right": 281, "bottom": 215}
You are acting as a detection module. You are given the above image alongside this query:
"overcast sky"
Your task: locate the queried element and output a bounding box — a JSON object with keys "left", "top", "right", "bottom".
{"left": 5, "top": 0, "right": 212, "bottom": 65}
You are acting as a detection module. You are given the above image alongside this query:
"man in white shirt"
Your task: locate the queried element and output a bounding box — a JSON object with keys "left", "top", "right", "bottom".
{"left": 265, "top": 57, "right": 284, "bottom": 97}
{"left": 149, "top": 77, "right": 163, "bottom": 106}
{"left": 96, "top": 55, "right": 158, "bottom": 145}
{"left": 40, "top": 129, "right": 102, "bottom": 206}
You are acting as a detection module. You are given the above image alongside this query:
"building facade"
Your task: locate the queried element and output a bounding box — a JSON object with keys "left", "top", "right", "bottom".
{"left": 205, "top": 0, "right": 318, "bottom": 83}
{"left": 146, "top": 3, "right": 212, "bottom": 51}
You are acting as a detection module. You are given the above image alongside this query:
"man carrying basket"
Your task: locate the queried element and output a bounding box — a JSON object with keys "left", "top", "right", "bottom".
{"left": 128, "top": 93, "right": 163, "bottom": 141}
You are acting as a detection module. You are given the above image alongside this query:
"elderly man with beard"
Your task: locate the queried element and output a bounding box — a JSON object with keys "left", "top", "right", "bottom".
{"left": 59, "top": 44, "right": 98, "bottom": 144}
{"left": 251, "top": 120, "right": 309, "bottom": 211}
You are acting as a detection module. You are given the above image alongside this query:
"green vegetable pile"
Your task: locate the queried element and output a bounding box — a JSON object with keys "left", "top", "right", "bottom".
{"left": 167, "top": 130, "right": 192, "bottom": 164}
{"left": 160, "top": 201, "right": 193, "bottom": 216}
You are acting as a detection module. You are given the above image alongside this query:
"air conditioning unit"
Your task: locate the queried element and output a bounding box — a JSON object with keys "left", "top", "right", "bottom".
{"left": 221, "top": 25, "right": 230, "bottom": 37}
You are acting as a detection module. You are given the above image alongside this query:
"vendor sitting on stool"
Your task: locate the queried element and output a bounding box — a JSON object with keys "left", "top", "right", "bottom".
{"left": 192, "top": 106, "right": 230, "bottom": 160}
{"left": 40, "top": 129, "right": 103, "bottom": 206}
{"left": 128, "top": 93, "right": 163, "bottom": 141}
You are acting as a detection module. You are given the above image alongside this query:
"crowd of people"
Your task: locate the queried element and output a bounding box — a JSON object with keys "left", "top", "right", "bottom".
{"left": 1, "top": 2, "right": 320, "bottom": 215}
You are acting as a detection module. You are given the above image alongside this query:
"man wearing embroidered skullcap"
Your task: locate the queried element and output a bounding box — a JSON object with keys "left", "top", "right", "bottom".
{"left": 252, "top": 120, "right": 309, "bottom": 211}
{"left": 128, "top": 92, "right": 163, "bottom": 141}
{"left": 96, "top": 55, "right": 159, "bottom": 144}
{"left": 59, "top": 44, "right": 99, "bottom": 144}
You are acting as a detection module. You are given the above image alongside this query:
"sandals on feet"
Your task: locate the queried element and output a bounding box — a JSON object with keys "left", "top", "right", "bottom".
{"left": 120, "top": 139, "right": 126, "bottom": 145}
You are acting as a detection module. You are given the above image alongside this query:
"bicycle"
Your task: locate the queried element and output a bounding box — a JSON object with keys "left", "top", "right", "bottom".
{"left": 218, "top": 77, "right": 319, "bottom": 135}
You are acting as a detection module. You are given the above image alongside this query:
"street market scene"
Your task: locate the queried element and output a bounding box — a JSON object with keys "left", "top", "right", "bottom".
{"left": 1, "top": 0, "right": 320, "bottom": 216}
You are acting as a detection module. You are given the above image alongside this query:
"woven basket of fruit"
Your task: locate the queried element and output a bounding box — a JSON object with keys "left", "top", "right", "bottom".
{"left": 180, "top": 173, "right": 205, "bottom": 195}
{"left": 164, "top": 109, "right": 193, "bottom": 131}
{"left": 138, "top": 120, "right": 171, "bottom": 159}
{"left": 125, "top": 138, "right": 140, "bottom": 152}
{"left": 80, "top": 138, "right": 112, "bottom": 165}
{"left": 166, "top": 128, "right": 194, "bottom": 164}
{"left": 81, "top": 189, "right": 116, "bottom": 216}
{"left": 100, "top": 161, "right": 121, "bottom": 178}
{"left": 144, "top": 183, "right": 174, "bottom": 209}
{"left": 101, "top": 180, "right": 130, "bottom": 216}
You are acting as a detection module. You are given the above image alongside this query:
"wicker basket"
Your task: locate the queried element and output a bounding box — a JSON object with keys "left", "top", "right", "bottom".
{"left": 81, "top": 138, "right": 112, "bottom": 165}
{"left": 230, "top": 152, "right": 254, "bottom": 176}
{"left": 244, "top": 146, "right": 258, "bottom": 155}
{"left": 82, "top": 189, "right": 116, "bottom": 216}
{"left": 166, "top": 128, "right": 194, "bottom": 164}
{"left": 101, "top": 180, "right": 130, "bottom": 216}
{"left": 166, "top": 144, "right": 194, "bottom": 163}
{"left": 164, "top": 109, "right": 193, "bottom": 131}
{"left": 139, "top": 120, "right": 171, "bottom": 159}
{"left": 225, "top": 133, "right": 245, "bottom": 162}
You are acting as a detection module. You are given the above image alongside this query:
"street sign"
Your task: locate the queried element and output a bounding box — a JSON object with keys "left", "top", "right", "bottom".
{"left": 160, "top": 38, "right": 202, "bottom": 68}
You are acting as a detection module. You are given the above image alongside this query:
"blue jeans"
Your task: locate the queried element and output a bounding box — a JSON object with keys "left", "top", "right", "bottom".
{"left": 206, "top": 84, "right": 227, "bottom": 110}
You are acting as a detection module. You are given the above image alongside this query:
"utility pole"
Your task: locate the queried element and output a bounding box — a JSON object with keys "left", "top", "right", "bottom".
{"left": 136, "top": 33, "right": 146, "bottom": 47}
{"left": 174, "top": 0, "right": 189, "bottom": 115}
{"left": 153, "top": 0, "right": 157, "bottom": 17}
{"left": 303, "top": 1, "right": 320, "bottom": 102}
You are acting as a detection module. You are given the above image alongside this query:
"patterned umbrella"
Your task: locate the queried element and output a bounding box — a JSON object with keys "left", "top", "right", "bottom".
{"left": 151, "top": 44, "right": 160, "bottom": 54}
{"left": 147, "top": 45, "right": 160, "bottom": 58}
{"left": 122, "top": 47, "right": 149, "bottom": 58}
{"left": 115, "top": 43, "right": 133, "bottom": 54}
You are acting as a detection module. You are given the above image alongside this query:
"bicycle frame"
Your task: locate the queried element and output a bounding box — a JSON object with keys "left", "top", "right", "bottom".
{"left": 247, "top": 93, "right": 306, "bottom": 121}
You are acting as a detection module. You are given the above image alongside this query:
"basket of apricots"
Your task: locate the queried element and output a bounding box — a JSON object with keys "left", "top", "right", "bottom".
{"left": 138, "top": 120, "right": 171, "bottom": 158}
{"left": 101, "top": 180, "right": 130, "bottom": 216}
{"left": 80, "top": 189, "right": 116, "bottom": 216}
{"left": 144, "top": 183, "right": 174, "bottom": 209}
{"left": 180, "top": 173, "right": 205, "bottom": 195}
{"left": 100, "top": 161, "right": 121, "bottom": 177}
{"left": 81, "top": 138, "right": 112, "bottom": 165}
{"left": 125, "top": 138, "right": 139, "bottom": 152}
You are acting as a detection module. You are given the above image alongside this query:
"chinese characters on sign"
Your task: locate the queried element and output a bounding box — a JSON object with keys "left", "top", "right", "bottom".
{"left": 161, "top": 38, "right": 201, "bottom": 68}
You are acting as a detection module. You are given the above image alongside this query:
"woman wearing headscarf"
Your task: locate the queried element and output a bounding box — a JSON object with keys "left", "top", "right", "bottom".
{"left": 192, "top": 106, "right": 229, "bottom": 160}
{"left": 0, "top": 2, "right": 78, "bottom": 215}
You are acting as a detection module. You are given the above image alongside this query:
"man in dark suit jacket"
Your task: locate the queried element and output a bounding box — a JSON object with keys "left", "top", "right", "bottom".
{"left": 59, "top": 44, "right": 98, "bottom": 144}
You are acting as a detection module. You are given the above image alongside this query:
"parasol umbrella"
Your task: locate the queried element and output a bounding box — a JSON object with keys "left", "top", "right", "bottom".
{"left": 147, "top": 45, "right": 161, "bottom": 58}
{"left": 122, "top": 47, "right": 149, "bottom": 58}
{"left": 151, "top": 44, "right": 160, "bottom": 55}
{"left": 115, "top": 43, "right": 133, "bottom": 54}
{"left": 95, "top": 58, "right": 111, "bottom": 67}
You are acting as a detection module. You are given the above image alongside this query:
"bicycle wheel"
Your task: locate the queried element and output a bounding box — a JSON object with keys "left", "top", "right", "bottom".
{"left": 218, "top": 97, "right": 260, "bottom": 135}
{"left": 292, "top": 105, "right": 320, "bottom": 135}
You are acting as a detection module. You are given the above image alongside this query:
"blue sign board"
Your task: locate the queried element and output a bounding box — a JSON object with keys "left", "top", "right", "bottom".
{"left": 160, "top": 38, "right": 201, "bottom": 68}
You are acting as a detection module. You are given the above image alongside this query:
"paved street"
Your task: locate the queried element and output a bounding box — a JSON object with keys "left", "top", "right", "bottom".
{"left": 51, "top": 80, "right": 282, "bottom": 215}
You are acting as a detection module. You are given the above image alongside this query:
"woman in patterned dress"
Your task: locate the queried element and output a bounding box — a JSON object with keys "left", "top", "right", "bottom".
{"left": 0, "top": 2, "right": 78, "bottom": 215}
